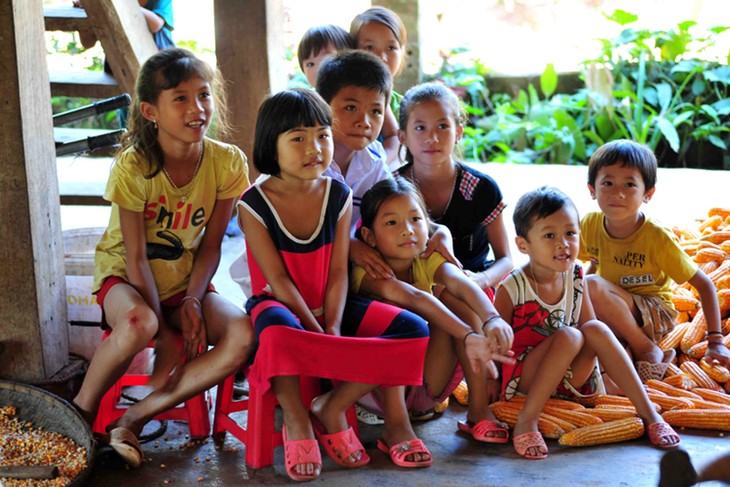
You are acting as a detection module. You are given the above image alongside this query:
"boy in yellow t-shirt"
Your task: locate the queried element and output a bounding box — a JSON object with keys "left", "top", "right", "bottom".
{"left": 579, "top": 140, "right": 730, "bottom": 380}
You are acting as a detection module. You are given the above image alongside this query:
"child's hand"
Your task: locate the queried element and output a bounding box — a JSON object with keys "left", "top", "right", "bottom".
{"left": 181, "top": 297, "right": 208, "bottom": 361}
{"left": 350, "top": 239, "right": 395, "bottom": 279}
{"left": 706, "top": 342, "right": 730, "bottom": 368}
{"left": 464, "top": 333, "right": 515, "bottom": 375}
{"left": 422, "top": 225, "right": 461, "bottom": 269}
{"left": 483, "top": 318, "right": 514, "bottom": 354}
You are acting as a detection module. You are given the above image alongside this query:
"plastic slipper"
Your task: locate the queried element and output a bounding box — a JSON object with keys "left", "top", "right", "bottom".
{"left": 282, "top": 424, "right": 321, "bottom": 482}
{"left": 636, "top": 349, "right": 676, "bottom": 383}
{"left": 107, "top": 427, "right": 143, "bottom": 468}
{"left": 648, "top": 421, "right": 681, "bottom": 449}
{"left": 458, "top": 419, "right": 509, "bottom": 444}
{"left": 658, "top": 449, "right": 697, "bottom": 487}
{"left": 376, "top": 438, "right": 433, "bottom": 468}
{"left": 310, "top": 413, "right": 369, "bottom": 468}
{"left": 513, "top": 431, "right": 548, "bottom": 460}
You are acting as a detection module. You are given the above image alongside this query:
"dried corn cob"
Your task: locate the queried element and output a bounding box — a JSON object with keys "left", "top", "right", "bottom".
{"left": 676, "top": 311, "right": 691, "bottom": 324}
{"left": 662, "top": 373, "right": 697, "bottom": 390}
{"left": 718, "top": 289, "right": 730, "bottom": 316}
{"left": 678, "top": 354, "right": 697, "bottom": 366}
{"left": 644, "top": 379, "right": 703, "bottom": 400}
{"left": 699, "top": 215, "right": 724, "bottom": 234}
{"left": 722, "top": 318, "right": 730, "bottom": 335}
{"left": 671, "top": 294, "right": 700, "bottom": 313}
{"left": 680, "top": 361, "right": 722, "bottom": 391}
{"left": 583, "top": 407, "right": 638, "bottom": 422}
{"left": 504, "top": 394, "right": 585, "bottom": 410}
{"left": 691, "top": 388, "right": 730, "bottom": 407}
{"left": 699, "top": 357, "right": 730, "bottom": 383}
{"left": 594, "top": 404, "right": 637, "bottom": 412}
{"left": 664, "top": 363, "right": 683, "bottom": 378}
{"left": 539, "top": 412, "right": 578, "bottom": 435}
{"left": 708, "top": 208, "right": 730, "bottom": 220}
{"left": 680, "top": 311, "right": 707, "bottom": 354}
{"left": 594, "top": 394, "right": 634, "bottom": 408}
{"left": 661, "top": 409, "right": 730, "bottom": 431}
{"left": 687, "top": 340, "right": 708, "bottom": 359}
{"left": 645, "top": 391, "right": 695, "bottom": 411}
{"left": 451, "top": 379, "right": 468, "bottom": 406}
{"left": 489, "top": 401, "right": 567, "bottom": 438}
{"left": 701, "top": 229, "right": 730, "bottom": 244}
{"left": 721, "top": 242, "right": 730, "bottom": 257}
{"left": 658, "top": 322, "right": 691, "bottom": 351}
{"left": 716, "top": 274, "right": 730, "bottom": 291}
{"left": 558, "top": 417, "right": 645, "bottom": 447}
{"left": 540, "top": 406, "right": 604, "bottom": 428}
{"left": 698, "top": 241, "right": 724, "bottom": 251}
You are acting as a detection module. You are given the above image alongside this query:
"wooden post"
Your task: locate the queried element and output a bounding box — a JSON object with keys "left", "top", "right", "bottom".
{"left": 214, "top": 0, "right": 286, "bottom": 180}
{"left": 378, "top": 0, "right": 422, "bottom": 95}
{"left": 0, "top": 0, "right": 68, "bottom": 380}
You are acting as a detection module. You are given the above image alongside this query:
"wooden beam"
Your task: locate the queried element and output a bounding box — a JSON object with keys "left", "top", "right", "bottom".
{"left": 49, "top": 69, "right": 122, "bottom": 99}
{"left": 378, "top": 0, "right": 422, "bottom": 95}
{"left": 214, "top": 0, "right": 286, "bottom": 180}
{"left": 81, "top": 0, "right": 158, "bottom": 96}
{"left": 0, "top": 0, "right": 68, "bottom": 381}
{"left": 43, "top": 5, "right": 88, "bottom": 32}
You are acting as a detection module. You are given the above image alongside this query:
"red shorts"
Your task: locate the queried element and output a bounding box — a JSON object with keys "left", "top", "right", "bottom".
{"left": 95, "top": 276, "right": 216, "bottom": 329}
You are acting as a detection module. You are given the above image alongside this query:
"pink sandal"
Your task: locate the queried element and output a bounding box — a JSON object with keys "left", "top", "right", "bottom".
{"left": 310, "top": 413, "right": 369, "bottom": 468}
{"left": 647, "top": 421, "right": 681, "bottom": 449}
{"left": 513, "top": 431, "right": 548, "bottom": 460}
{"left": 376, "top": 438, "right": 433, "bottom": 468}
{"left": 458, "top": 419, "right": 509, "bottom": 444}
{"left": 282, "top": 424, "right": 321, "bottom": 481}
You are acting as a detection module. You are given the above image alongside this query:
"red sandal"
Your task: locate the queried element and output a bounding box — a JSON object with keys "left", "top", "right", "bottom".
{"left": 458, "top": 419, "right": 509, "bottom": 444}
{"left": 310, "top": 413, "right": 370, "bottom": 468}
{"left": 282, "top": 424, "right": 321, "bottom": 481}
{"left": 648, "top": 421, "right": 681, "bottom": 449}
{"left": 376, "top": 438, "right": 433, "bottom": 468}
{"left": 513, "top": 431, "right": 548, "bottom": 460}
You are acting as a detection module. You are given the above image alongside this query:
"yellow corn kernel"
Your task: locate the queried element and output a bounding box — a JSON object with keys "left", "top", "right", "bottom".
{"left": 644, "top": 379, "right": 703, "bottom": 400}
{"left": 557, "top": 417, "right": 645, "bottom": 447}
{"left": 671, "top": 294, "right": 700, "bottom": 313}
{"left": 664, "top": 363, "right": 684, "bottom": 378}
{"left": 582, "top": 407, "right": 638, "bottom": 422}
{"left": 680, "top": 311, "right": 707, "bottom": 354}
{"left": 687, "top": 340, "right": 709, "bottom": 359}
{"left": 662, "top": 373, "right": 697, "bottom": 390}
{"left": 540, "top": 405, "right": 604, "bottom": 428}
{"left": 451, "top": 379, "right": 468, "bottom": 406}
{"left": 680, "top": 361, "right": 722, "bottom": 391}
{"left": 658, "top": 322, "right": 691, "bottom": 352}
{"left": 645, "top": 390, "right": 695, "bottom": 411}
{"left": 699, "top": 357, "right": 730, "bottom": 383}
{"left": 690, "top": 389, "right": 730, "bottom": 407}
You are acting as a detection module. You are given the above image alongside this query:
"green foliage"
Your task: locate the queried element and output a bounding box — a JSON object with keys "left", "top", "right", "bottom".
{"left": 431, "top": 11, "right": 730, "bottom": 167}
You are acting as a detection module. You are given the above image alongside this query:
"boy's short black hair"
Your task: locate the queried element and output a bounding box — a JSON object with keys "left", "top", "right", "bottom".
{"left": 513, "top": 186, "right": 579, "bottom": 238}
{"left": 296, "top": 24, "right": 352, "bottom": 71}
{"left": 253, "top": 88, "right": 332, "bottom": 177}
{"left": 316, "top": 50, "right": 392, "bottom": 106}
{"left": 587, "top": 139, "right": 657, "bottom": 191}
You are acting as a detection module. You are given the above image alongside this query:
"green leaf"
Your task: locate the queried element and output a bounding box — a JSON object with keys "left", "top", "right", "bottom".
{"left": 655, "top": 83, "right": 672, "bottom": 112}
{"left": 712, "top": 98, "right": 730, "bottom": 116}
{"left": 704, "top": 66, "right": 730, "bottom": 85}
{"left": 540, "top": 64, "right": 558, "bottom": 99}
{"left": 691, "top": 77, "right": 707, "bottom": 96}
{"left": 604, "top": 9, "right": 639, "bottom": 26}
{"left": 708, "top": 134, "right": 728, "bottom": 150}
{"left": 656, "top": 117, "right": 680, "bottom": 152}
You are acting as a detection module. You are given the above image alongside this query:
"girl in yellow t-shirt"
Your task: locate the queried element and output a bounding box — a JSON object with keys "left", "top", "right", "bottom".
{"left": 352, "top": 178, "right": 515, "bottom": 465}
{"left": 73, "top": 48, "right": 253, "bottom": 468}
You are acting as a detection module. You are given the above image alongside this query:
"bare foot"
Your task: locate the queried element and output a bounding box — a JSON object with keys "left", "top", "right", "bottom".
{"left": 381, "top": 419, "right": 430, "bottom": 464}
{"left": 310, "top": 395, "right": 362, "bottom": 465}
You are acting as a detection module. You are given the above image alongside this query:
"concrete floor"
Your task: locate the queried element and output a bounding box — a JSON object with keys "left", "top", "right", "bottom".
{"left": 57, "top": 158, "right": 730, "bottom": 486}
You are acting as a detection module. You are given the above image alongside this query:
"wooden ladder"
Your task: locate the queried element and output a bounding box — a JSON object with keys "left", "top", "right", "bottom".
{"left": 43, "top": 0, "right": 157, "bottom": 99}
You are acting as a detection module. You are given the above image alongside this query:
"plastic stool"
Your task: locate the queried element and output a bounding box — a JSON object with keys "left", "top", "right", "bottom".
{"left": 212, "top": 372, "right": 358, "bottom": 469}
{"left": 92, "top": 330, "right": 211, "bottom": 438}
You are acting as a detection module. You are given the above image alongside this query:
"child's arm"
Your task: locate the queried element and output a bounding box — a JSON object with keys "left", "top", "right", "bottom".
{"left": 381, "top": 105, "right": 400, "bottom": 166}
{"left": 422, "top": 222, "right": 460, "bottom": 268}
{"left": 466, "top": 213, "right": 513, "bottom": 289}
{"left": 322, "top": 199, "right": 353, "bottom": 336}
{"left": 119, "top": 207, "right": 165, "bottom": 324}
{"left": 239, "top": 206, "right": 323, "bottom": 333}
{"left": 350, "top": 237, "right": 395, "bottom": 279}
{"left": 435, "top": 261, "right": 514, "bottom": 353}
{"left": 689, "top": 270, "right": 730, "bottom": 366}
{"left": 493, "top": 285, "right": 515, "bottom": 331}
{"left": 359, "top": 275, "right": 514, "bottom": 372}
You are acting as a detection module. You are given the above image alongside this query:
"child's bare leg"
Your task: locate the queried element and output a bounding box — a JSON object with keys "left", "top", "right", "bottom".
{"left": 111, "top": 295, "right": 253, "bottom": 435}
{"left": 697, "top": 452, "right": 730, "bottom": 483}
{"left": 72, "top": 284, "right": 159, "bottom": 424}
{"left": 275, "top": 375, "right": 319, "bottom": 478}
{"left": 148, "top": 325, "right": 182, "bottom": 390}
{"left": 310, "top": 382, "right": 377, "bottom": 465}
{"left": 380, "top": 386, "right": 430, "bottom": 464}
{"left": 515, "top": 327, "right": 583, "bottom": 455}
{"left": 586, "top": 275, "right": 663, "bottom": 363}
{"left": 578, "top": 321, "right": 679, "bottom": 446}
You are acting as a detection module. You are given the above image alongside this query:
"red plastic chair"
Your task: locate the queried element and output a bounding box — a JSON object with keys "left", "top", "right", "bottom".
{"left": 92, "top": 330, "right": 211, "bottom": 438}
{"left": 212, "top": 325, "right": 427, "bottom": 469}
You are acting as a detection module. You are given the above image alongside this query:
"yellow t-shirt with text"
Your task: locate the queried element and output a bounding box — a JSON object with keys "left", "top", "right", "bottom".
{"left": 93, "top": 138, "right": 249, "bottom": 301}
{"left": 350, "top": 252, "right": 447, "bottom": 295}
{"left": 579, "top": 212, "right": 697, "bottom": 306}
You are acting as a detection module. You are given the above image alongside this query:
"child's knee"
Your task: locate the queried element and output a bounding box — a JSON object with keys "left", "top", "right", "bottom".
{"left": 553, "top": 326, "right": 584, "bottom": 351}
{"left": 117, "top": 304, "right": 158, "bottom": 346}
{"left": 395, "top": 310, "right": 429, "bottom": 338}
{"left": 580, "top": 319, "right": 613, "bottom": 338}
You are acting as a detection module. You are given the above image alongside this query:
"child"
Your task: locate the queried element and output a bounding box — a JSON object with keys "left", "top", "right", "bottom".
{"left": 297, "top": 24, "right": 351, "bottom": 88}
{"left": 396, "top": 82, "right": 513, "bottom": 298}
{"left": 494, "top": 186, "right": 680, "bottom": 459}
{"left": 353, "top": 178, "right": 516, "bottom": 462}
{"left": 72, "top": 48, "right": 253, "bottom": 468}
{"left": 238, "top": 89, "right": 430, "bottom": 481}
{"left": 350, "top": 6, "right": 407, "bottom": 168}
{"left": 659, "top": 449, "right": 730, "bottom": 487}
{"left": 579, "top": 140, "right": 730, "bottom": 375}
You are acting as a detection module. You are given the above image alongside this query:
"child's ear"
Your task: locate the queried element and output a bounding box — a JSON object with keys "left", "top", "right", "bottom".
{"left": 360, "top": 227, "right": 377, "bottom": 248}
{"left": 643, "top": 187, "right": 656, "bottom": 203}
{"left": 587, "top": 183, "right": 596, "bottom": 200}
{"left": 456, "top": 123, "right": 464, "bottom": 142}
{"left": 397, "top": 130, "right": 407, "bottom": 145}
{"left": 515, "top": 235, "right": 530, "bottom": 255}
{"left": 140, "top": 101, "right": 157, "bottom": 123}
